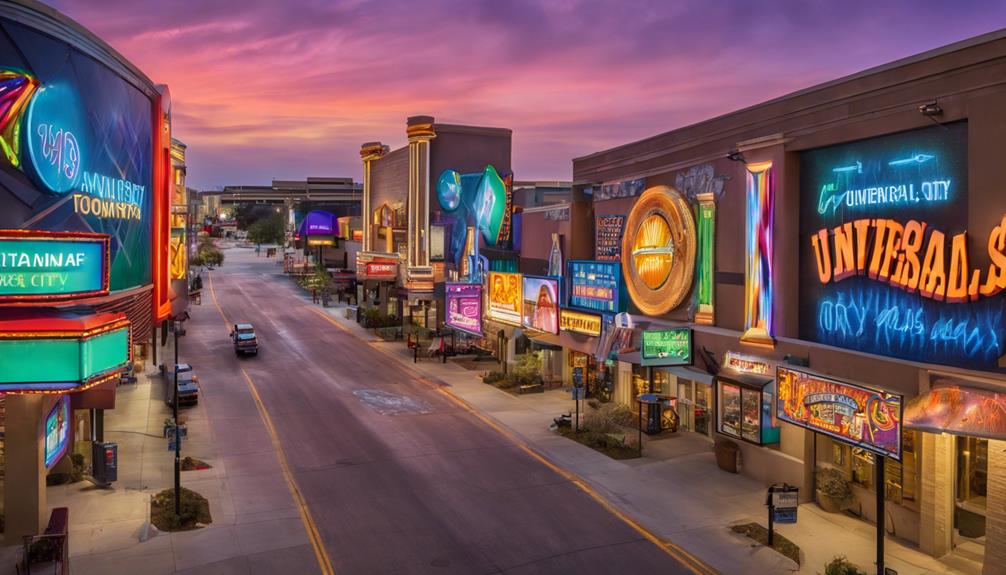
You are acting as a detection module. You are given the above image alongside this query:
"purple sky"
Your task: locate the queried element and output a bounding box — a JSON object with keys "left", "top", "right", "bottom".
{"left": 44, "top": 0, "right": 1006, "bottom": 190}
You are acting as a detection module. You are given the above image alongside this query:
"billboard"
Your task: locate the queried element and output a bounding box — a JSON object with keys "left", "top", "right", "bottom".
{"left": 567, "top": 260, "right": 623, "bottom": 314}
{"left": 521, "top": 276, "right": 559, "bottom": 334}
{"left": 595, "top": 215, "right": 624, "bottom": 261}
{"left": 44, "top": 394, "right": 71, "bottom": 469}
{"left": 0, "top": 20, "right": 154, "bottom": 293}
{"left": 640, "top": 328, "right": 691, "bottom": 366}
{"left": 777, "top": 366, "right": 903, "bottom": 459}
{"left": 0, "top": 230, "right": 108, "bottom": 301}
{"left": 445, "top": 283, "right": 482, "bottom": 336}
{"left": 559, "top": 309, "right": 601, "bottom": 337}
{"left": 487, "top": 271, "right": 521, "bottom": 326}
{"left": 799, "top": 122, "right": 1006, "bottom": 372}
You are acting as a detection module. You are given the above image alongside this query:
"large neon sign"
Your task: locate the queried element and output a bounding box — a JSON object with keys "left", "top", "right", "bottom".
{"left": 798, "top": 123, "right": 1006, "bottom": 371}
{"left": 26, "top": 83, "right": 84, "bottom": 194}
{"left": 0, "top": 230, "right": 109, "bottom": 302}
{"left": 743, "top": 162, "right": 774, "bottom": 345}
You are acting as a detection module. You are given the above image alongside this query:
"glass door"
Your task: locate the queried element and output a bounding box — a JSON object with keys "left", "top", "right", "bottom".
{"left": 695, "top": 383, "right": 712, "bottom": 437}
{"left": 677, "top": 380, "right": 693, "bottom": 432}
{"left": 955, "top": 436, "right": 988, "bottom": 542}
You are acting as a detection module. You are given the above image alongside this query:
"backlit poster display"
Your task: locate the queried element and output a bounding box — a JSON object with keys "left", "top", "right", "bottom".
{"left": 777, "top": 366, "right": 903, "bottom": 459}
{"left": 799, "top": 122, "right": 1006, "bottom": 372}
{"left": 640, "top": 328, "right": 691, "bottom": 366}
{"left": 487, "top": 271, "right": 521, "bottom": 326}
{"left": 567, "top": 260, "right": 623, "bottom": 314}
{"left": 0, "top": 20, "right": 154, "bottom": 292}
{"left": 522, "top": 275, "right": 559, "bottom": 334}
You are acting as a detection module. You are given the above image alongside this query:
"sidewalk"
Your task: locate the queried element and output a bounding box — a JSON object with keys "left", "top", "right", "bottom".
{"left": 313, "top": 298, "right": 979, "bottom": 575}
{"left": 28, "top": 363, "right": 320, "bottom": 574}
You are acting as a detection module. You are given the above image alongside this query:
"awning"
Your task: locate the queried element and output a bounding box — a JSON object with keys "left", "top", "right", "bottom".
{"left": 904, "top": 381, "right": 1006, "bottom": 440}
{"left": 663, "top": 366, "right": 715, "bottom": 385}
{"left": 716, "top": 368, "right": 773, "bottom": 389}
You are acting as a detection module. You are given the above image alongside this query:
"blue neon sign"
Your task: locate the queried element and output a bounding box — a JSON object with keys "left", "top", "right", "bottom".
{"left": 26, "top": 82, "right": 85, "bottom": 194}
{"left": 567, "top": 260, "right": 625, "bottom": 314}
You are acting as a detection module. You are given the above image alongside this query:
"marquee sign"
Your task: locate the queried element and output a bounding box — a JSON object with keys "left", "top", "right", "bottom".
{"left": 620, "top": 186, "right": 696, "bottom": 316}
{"left": 0, "top": 230, "right": 109, "bottom": 302}
{"left": 776, "top": 366, "right": 903, "bottom": 460}
{"left": 559, "top": 309, "right": 601, "bottom": 337}
{"left": 445, "top": 283, "right": 482, "bottom": 336}
{"left": 799, "top": 122, "right": 1006, "bottom": 371}
{"left": 487, "top": 271, "right": 522, "bottom": 326}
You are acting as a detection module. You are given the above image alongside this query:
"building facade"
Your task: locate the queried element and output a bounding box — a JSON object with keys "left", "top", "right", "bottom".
{"left": 571, "top": 30, "right": 1006, "bottom": 572}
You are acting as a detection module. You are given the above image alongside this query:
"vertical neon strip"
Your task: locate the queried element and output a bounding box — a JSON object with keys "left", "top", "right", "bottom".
{"left": 153, "top": 88, "right": 172, "bottom": 321}
{"left": 694, "top": 194, "right": 715, "bottom": 325}
{"left": 742, "top": 162, "right": 774, "bottom": 345}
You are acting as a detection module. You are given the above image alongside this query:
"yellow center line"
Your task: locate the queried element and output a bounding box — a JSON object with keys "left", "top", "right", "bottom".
{"left": 208, "top": 272, "right": 336, "bottom": 575}
{"left": 304, "top": 300, "right": 718, "bottom": 575}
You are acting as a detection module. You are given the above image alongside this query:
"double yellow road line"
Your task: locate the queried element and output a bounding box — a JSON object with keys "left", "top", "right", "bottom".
{"left": 208, "top": 273, "right": 335, "bottom": 575}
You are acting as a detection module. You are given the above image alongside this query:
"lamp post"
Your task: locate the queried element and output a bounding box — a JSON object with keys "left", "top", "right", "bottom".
{"left": 173, "top": 320, "right": 181, "bottom": 515}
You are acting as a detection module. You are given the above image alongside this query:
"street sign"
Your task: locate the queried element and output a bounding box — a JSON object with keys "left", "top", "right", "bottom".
{"left": 572, "top": 387, "right": 585, "bottom": 400}
{"left": 168, "top": 435, "right": 182, "bottom": 451}
{"left": 767, "top": 484, "right": 799, "bottom": 545}
{"left": 572, "top": 367, "right": 584, "bottom": 388}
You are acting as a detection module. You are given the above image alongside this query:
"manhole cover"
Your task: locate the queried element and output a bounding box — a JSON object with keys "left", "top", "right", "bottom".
{"left": 353, "top": 389, "right": 431, "bottom": 415}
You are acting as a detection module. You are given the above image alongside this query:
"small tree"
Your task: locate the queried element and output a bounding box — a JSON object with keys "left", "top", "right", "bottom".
{"left": 247, "top": 214, "right": 286, "bottom": 246}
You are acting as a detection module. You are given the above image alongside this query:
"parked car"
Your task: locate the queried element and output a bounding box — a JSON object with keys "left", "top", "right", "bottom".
{"left": 231, "top": 323, "right": 259, "bottom": 356}
{"left": 166, "top": 363, "right": 199, "bottom": 407}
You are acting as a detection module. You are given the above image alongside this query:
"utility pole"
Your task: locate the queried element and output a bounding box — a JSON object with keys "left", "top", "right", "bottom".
{"left": 173, "top": 321, "right": 181, "bottom": 515}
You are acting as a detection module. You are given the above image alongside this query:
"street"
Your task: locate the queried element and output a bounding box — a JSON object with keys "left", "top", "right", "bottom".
{"left": 187, "top": 246, "right": 698, "bottom": 575}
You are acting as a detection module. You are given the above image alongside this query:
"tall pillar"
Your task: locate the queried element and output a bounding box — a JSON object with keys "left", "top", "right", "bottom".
{"left": 984, "top": 439, "right": 1006, "bottom": 574}
{"left": 406, "top": 116, "right": 436, "bottom": 269}
{"left": 4, "top": 394, "right": 46, "bottom": 543}
{"left": 920, "top": 432, "right": 954, "bottom": 557}
{"left": 359, "top": 142, "right": 389, "bottom": 253}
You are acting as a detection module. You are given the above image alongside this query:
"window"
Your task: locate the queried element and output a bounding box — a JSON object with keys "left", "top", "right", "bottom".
{"left": 741, "top": 387, "right": 761, "bottom": 443}
{"left": 719, "top": 383, "right": 742, "bottom": 438}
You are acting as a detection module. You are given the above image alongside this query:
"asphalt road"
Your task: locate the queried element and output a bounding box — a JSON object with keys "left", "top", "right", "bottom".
{"left": 186, "top": 247, "right": 697, "bottom": 575}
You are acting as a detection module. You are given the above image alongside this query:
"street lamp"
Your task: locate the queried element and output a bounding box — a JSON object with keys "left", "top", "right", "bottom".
{"left": 171, "top": 312, "right": 188, "bottom": 515}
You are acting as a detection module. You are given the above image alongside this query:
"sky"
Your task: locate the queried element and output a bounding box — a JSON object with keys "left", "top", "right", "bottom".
{"left": 43, "top": 0, "right": 1006, "bottom": 190}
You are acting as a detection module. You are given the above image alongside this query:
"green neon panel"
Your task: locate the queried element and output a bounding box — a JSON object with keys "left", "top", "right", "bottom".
{"left": 0, "top": 326, "right": 128, "bottom": 384}
{"left": 0, "top": 238, "right": 104, "bottom": 297}
{"left": 697, "top": 203, "right": 714, "bottom": 307}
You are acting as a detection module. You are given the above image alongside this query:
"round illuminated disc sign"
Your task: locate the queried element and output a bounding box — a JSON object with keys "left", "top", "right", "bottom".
{"left": 621, "top": 186, "right": 696, "bottom": 316}
{"left": 25, "top": 82, "right": 85, "bottom": 194}
{"left": 437, "top": 169, "right": 462, "bottom": 212}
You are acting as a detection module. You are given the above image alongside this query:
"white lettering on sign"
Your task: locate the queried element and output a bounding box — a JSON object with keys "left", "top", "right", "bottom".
{"left": 0, "top": 251, "right": 86, "bottom": 268}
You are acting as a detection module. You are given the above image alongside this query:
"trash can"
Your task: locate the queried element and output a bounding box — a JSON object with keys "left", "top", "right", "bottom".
{"left": 637, "top": 394, "right": 674, "bottom": 435}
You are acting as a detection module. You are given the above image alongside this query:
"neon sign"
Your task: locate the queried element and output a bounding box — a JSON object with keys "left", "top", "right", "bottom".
{"left": 522, "top": 275, "right": 559, "bottom": 334}
{"left": 559, "top": 309, "right": 601, "bottom": 337}
{"left": 0, "top": 69, "right": 39, "bottom": 167}
{"left": 567, "top": 260, "right": 623, "bottom": 313}
{"left": 743, "top": 162, "right": 774, "bottom": 345}
{"left": 488, "top": 271, "right": 522, "bottom": 326}
{"left": 0, "top": 230, "right": 109, "bottom": 302}
{"left": 640, "top": 328, "right": 691, "bottom": 367}
{"left": 26, "top": 83, "right": 84, "bottom": 194}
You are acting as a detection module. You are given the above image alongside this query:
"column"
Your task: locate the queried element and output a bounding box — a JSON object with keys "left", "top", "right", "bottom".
{"left": 920, "top": 432, "right": 954, "bottom": 557}
{"left": 359, "top": 141, "right": 388, "bottom": 253}
{"left": 406, "top": 116, "right": 436, "bottom": 269}
{"left": 984, "top": 439, "right": 1006, "bottom": 574}
{"left": 4, "top": 394, "right": 45, "bottom": 542}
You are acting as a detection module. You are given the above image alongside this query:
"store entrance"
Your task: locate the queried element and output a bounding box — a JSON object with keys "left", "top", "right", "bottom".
{"left": 955, "top": 436, "right": 988, "bottom": 544}
{"left": 569, "top": 351, "right": 612, "bottom": 402}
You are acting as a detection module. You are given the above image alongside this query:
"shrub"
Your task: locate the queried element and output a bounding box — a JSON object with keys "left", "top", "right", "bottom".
{"left": 583, "top": 402, "right": 635, "bottom": 433}
{"left": 824, "top": 555, "right": 867, "bottom": 575}
{"left": 816, "top": 468, "right": 853, "bottom": 506}
{"left": 150, "top": 487, "right": 212, "bottom": 531}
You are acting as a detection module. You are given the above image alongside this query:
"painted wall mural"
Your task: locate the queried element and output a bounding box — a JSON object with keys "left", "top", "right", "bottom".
{"left": 799, "top": 122, "right": 1005, "bottom": 372}
{"left": 619, "top": 186, "right": 696, "bottom": 316}
{"left": 435, "top": 165, "right": 513, "bottom": 272}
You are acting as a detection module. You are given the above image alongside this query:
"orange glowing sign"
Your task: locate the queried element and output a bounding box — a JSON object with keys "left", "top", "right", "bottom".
{"left": 488, "top": 271, "right": 522, "bottom": 326}
{"left": 811, "top": 214, "right": 1006, "bottom": 303}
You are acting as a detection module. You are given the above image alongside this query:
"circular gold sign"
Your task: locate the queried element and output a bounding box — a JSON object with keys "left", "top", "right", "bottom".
{"left": 621, "top": 186, "right": 696, "bottom": 316}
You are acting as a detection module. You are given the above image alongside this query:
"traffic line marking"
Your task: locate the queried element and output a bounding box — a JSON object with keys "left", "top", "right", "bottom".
{"left": 304, "top": 299, "right": 718, "bottom": 575}
{"left": 208, "top": 272, "right": 336, "bottom": 575}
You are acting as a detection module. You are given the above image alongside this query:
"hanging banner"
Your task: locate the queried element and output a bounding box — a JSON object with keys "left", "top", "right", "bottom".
{"left": 445, "top": 283, "right": 482, "bottom": 336}
{"left": 776, "top": 366, "right": 903, "bottom": 460}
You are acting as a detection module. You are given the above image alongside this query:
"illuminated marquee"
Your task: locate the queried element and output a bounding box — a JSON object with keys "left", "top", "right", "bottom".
{"left": 0, "top": 230, "right": 109, "bottom": 302}
{"left": 445, "top": 283, "right": 482, "bottom": 336}
{"left": 559, "top": 309, "right": 601, "bottom": 337}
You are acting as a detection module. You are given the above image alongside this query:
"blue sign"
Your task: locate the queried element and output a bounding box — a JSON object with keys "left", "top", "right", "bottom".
{"left": 44, "top": 395, "right": 70, "bottom": 469}
{"left": 568, "top": 260, "right": 624, "bottom": 314}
